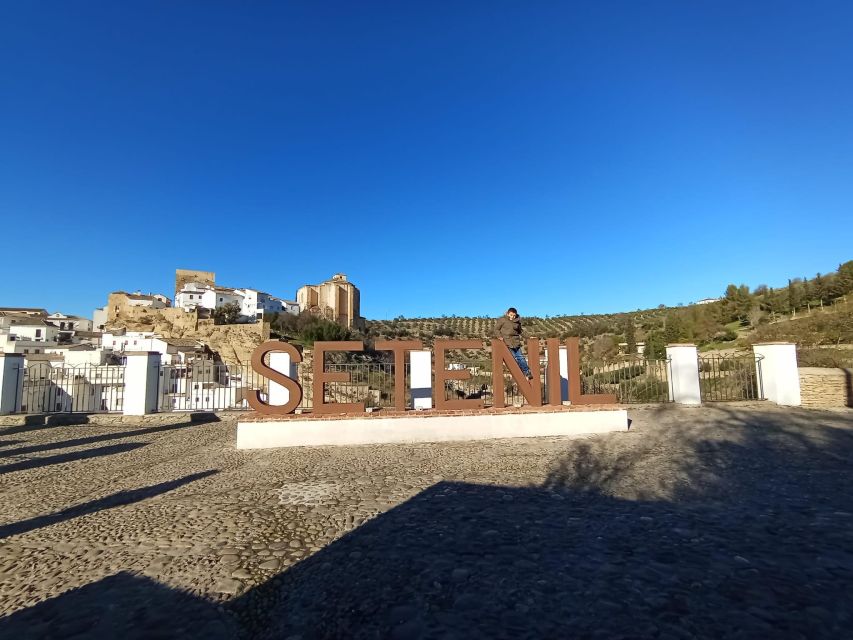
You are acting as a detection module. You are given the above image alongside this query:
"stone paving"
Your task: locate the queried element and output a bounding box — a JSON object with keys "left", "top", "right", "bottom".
{"left": 0, "top": 405, "right": 852, "bottom": 639}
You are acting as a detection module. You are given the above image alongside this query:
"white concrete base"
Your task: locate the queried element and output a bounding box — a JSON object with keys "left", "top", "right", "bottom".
{"left": 237, "top": 409, "right": 629, "bottom": 449}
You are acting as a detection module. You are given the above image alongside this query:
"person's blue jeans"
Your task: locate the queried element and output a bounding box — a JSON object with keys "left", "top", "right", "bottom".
{"left": 510, "top": 346, "right": 531, "bottom": 377}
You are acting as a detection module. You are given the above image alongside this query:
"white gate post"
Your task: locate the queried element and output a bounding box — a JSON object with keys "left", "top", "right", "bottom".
{"left": 752, "top": 342, "right": 801, "bottom": 406}
{"left": 666, "top": 344, "right": 701, "bottom": 405}
{"left": 0, "top": 353, "right": 25, "bottom": 415}
{"left": 123, "top": 351, "right": 161, "bottom": 415}
{"left": 410, "top": 350, "right": 433, "bottom": 410}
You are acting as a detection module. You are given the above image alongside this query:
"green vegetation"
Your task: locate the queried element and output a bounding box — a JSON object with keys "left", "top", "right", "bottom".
{"left": 213, "top": 302, "right": 242, "bottom": 325}
{"left": 365, "top": 260, "right": 853, "bottom": 355}
{"left": 268, "top": 311, "right": 352, "bottom": 346}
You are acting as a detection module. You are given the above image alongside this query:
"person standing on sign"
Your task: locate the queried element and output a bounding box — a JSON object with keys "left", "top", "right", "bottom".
{"left": 494, "top": 307, "right": 532, "bottom": 379}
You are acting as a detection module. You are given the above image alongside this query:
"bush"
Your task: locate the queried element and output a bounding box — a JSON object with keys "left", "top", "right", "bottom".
{"left": 797, "top": 348, "right": 853, "bottom": 368}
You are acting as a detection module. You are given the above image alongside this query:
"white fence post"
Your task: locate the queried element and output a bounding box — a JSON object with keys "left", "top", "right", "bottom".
{"left": 268, "top": 351, "right": 298, "bottom": 407}
{"left": 752, "top": 342, "right": 801, "bottom": 406}
{"left": 410, "top": 350, "right": 433, "bottom": 410}
{"left": 123, "top": 351, "right": 161, "bottom": 415}
{"left": 0, "top": 353, "right": 25, "bottom": 415}
{"left": 666, "top": 344, "right": 701, "bottom": 405}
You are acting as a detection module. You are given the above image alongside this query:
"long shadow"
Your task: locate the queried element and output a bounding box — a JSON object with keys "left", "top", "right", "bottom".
{"left": 0, "top": 470, "right": 218, "bottom": 539}
{"left": 0, "top": 440, "right": 25, "bottom": 449}
{"left": 0, "top": 442, "right": 145, "bottom": 475}
{"left": 0, "top": 572, "right": 235, "bottom": 640}
{"left": 845, "top": 368, "right": 852, "bottom": 407}
{"left": 0, "top": 411, "right": 220, "bottom": 437}
{"left": 0, "top": 423, "right": 64, "bottom": 437}
{"left": 0, "top": 420, "right": 197, "bottom": 459}
{"left": 2, "top": 406, "right": 852, "bottom": 639}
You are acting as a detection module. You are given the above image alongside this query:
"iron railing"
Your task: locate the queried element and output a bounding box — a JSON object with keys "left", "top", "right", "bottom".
{"left": 698, "top": 353, "right": 764, "bottom": 401}
{"left": 154, "top": 353, "right": 674, "bottom": 413}
{"left": 581, "top": 357, "right": 672, "bottom": 403}
{"left": 17, "top": 362, "right": 125, "bottom": 414}
{"left": 439, "top": 358, "right": 549, "bottom": 406}
{"left": 156, "top": 361, "right": 408, "bottom": 412}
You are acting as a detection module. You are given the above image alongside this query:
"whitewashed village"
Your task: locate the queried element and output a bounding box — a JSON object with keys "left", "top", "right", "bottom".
{"left": 1, "top": 269, "right": 362, "bottom": 413}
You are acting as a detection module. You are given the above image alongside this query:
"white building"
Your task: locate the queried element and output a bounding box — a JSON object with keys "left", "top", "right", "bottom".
{"left": 46, "top": 312, "right": 94, "bottom": 343}
{"left": 0, "top": 313, "right": 60, "bottom": 353}
{"left": 0, "top": 307, "right": 48, "bottom": 317}
{"left": 125, "top": 292, "right": 171, "bottom": 309}
{"left": 100, "top": 331, "right": 204, "bottom": 364}
{"left": 175, "top": 282, "right": 218, "bottom": 311}
{"left": 43, "top": 344, "right": 112, "bottom": 366}
{"left": 239, "top": 289, "right": 284, "bottom": 320}
{"left": 281, "top": 300, "right": 300, "bottom": 315}
{"left": 174, "top": 278, "right": 292, "bottom": 322}
{"left": 93, "top": 306, "right": 108, "bottom": 331}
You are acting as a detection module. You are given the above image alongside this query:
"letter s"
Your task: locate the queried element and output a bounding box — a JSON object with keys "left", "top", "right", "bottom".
{"left": 247, "top": 341, "right": 303, "bottom": 415}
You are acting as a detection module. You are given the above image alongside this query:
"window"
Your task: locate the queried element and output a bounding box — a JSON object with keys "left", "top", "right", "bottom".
{"left": 35, "top": 329, "right": 42, "bottom": 338}
{"left": 219, "top": 297, "right": 223, "bottom": 302}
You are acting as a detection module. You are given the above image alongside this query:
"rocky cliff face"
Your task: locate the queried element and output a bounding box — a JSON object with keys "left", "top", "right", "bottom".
{"left": 106, "top": 306, "right": 269, "bottom": 364}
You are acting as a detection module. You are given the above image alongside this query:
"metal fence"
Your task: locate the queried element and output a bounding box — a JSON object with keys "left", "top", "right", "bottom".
{"left": 698, "top": 353, "right": 764, "bottom": 402}
{"left": 17, "top": 362, "right": 125, "bottom": 414}
{"left": 581, "top": 357, "right": 672, "bottom": 404}
{"left": 154, "top": 354, "right": 674, "bottom": 413}
{"left": 439, "top": 360, "right": 541, "bottom": 406}
{"left": 440, "top": 355, "right": 672, "bottom": 406}
{"left": 156, "top": 361, "right": 408, "bottom": 412}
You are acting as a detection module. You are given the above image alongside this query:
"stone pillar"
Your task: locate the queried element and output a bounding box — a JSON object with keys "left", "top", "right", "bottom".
{"left": 268, "top": 351, "right": 298, "bottom": 407}
{"left": 123, "top": 351, "right": 162, "bottom": 415}
{"left": 410, "top": 350, "right": 433, "bottom": 410}
{"left": 752, "top": 342, "right": 801, "bottom": 406}
{"left": 558, "top": 346, "right": 570, "bottom": 403}
{"left": 666, "top": 344, "right": 701, "bottom": 405}
{"left": 0, "top": 353, "right": 25, "bottom": 415}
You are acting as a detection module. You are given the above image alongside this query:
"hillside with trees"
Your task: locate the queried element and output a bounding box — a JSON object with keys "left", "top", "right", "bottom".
{"left": 363, "top": 260, "right": 853, "bottom": 363}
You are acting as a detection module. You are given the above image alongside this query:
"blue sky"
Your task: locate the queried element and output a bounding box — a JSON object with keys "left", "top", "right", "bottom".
{"left": 1, "top": 1, "right": 851, "bottom": 319}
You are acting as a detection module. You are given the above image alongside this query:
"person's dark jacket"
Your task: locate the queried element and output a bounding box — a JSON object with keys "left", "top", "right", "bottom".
{"left": 494, "top": 316, "right": 523, "bottom": 349}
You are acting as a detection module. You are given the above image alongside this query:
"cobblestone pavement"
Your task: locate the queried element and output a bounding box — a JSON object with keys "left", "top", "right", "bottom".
{"left": 0, "top": 405, "right": 852, "bottom": 639}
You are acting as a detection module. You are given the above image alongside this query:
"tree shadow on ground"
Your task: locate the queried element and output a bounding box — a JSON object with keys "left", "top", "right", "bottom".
{"left": 1, "top": 407, "right": 852, "bottom": 639}
{"left": 0, "top": 420, "right": 199, "bottom": 460}
{"left": 226, "top": 406, "right": 853, "bottom": 639}
{"left": 0, "top": 470, "right": 219, "bottom": 539}
{"left": 0, "top": 410, "right": 220, "bottom": 436}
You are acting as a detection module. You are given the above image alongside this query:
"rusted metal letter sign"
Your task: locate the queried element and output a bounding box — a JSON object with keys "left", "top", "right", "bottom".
{"left": 248, "top": 337, "right": 616, "bottom": 415}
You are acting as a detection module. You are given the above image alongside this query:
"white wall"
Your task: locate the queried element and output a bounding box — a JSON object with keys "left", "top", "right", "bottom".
{"left": 47, "top": 314, "right": 93, "bottom": 332}
{"left": 175, "top": 283, "right": 215, "bottom": 310}
{"left": 1, "top": 334, "right": 54, "bottom": 354}
{"left": 93, "top": 307, "right": 108, "bottom": 331}
{"left": 3, "top": 322, "right": 58, "bottom": 343}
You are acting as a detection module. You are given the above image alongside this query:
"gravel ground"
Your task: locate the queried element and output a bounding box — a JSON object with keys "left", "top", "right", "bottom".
{"left": 0, "top": 404, "right": 852, "bottom": 639}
